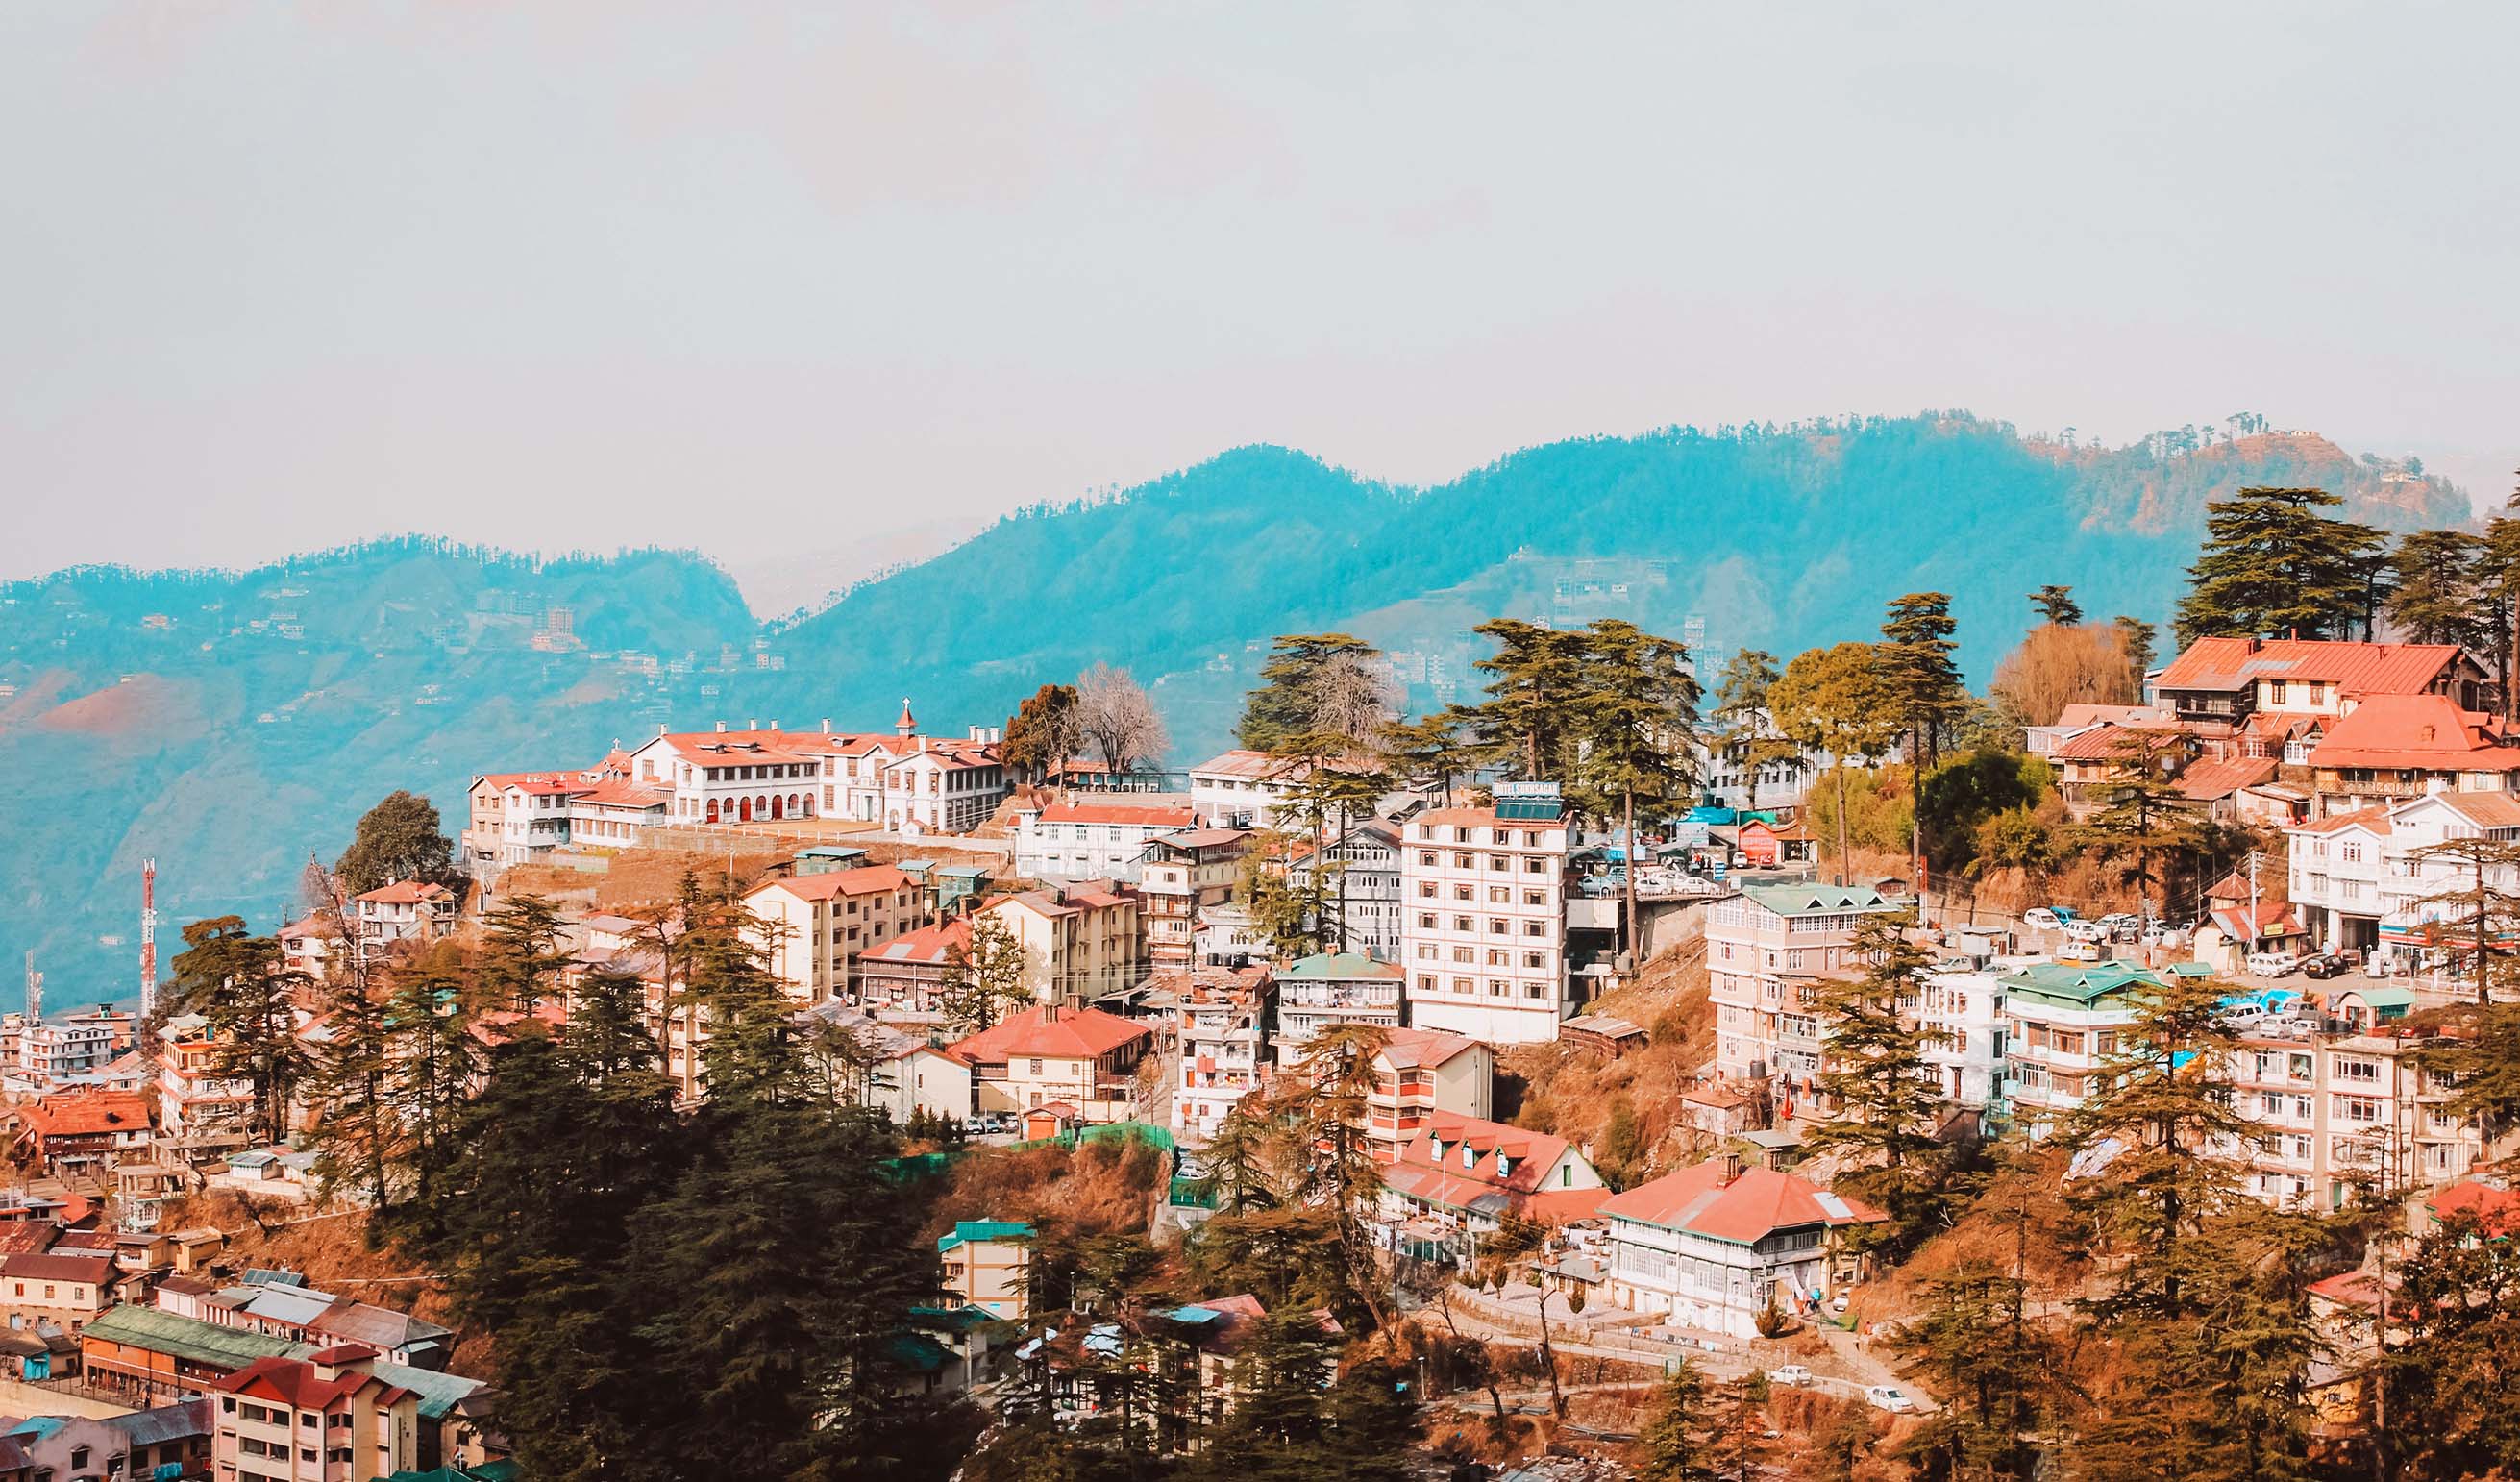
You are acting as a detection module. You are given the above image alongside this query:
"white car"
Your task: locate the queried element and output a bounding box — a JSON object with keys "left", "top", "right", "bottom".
{"left": 2023, "top": 908, "right": 2065, "bottom": 931}
{"left": 2065, "top": 920, "right": 2110, "bottom": 944}
{"left": 1771, "top": 1365, "right": 1813, "bottom": 1387}
{"left": 2245, "top": 951, "right": 2303, "bottom": 978}
{"left": 1865, "top": 1385, "right": 1918, "bottom": 1414}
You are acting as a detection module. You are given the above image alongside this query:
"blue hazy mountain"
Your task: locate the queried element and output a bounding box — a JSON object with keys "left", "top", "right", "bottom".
{"left": 0, "top": 414, "right": 2463, "bottom": 1005}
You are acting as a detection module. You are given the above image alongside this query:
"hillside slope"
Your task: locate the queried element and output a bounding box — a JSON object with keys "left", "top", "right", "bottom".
{"left": 0, "top": 415, "right": 2463, "bottom": 1005}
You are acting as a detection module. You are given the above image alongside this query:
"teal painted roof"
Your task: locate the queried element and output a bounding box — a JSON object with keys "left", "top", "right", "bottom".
{"left": 81, "top": 1304, "right": 309, "bottom": 1369}
{"left": 1740, "top": 882, "right": 1891, "bottom": 917}
{"left": 937, "top": 1220, "right": 1035, "bottom": 1253}
{"left": 371, "top": 1359, "right": 489, "bottom": 1420}
{"left": 2343, "top": 985, "right": 2417, "bottom": 1009}
{"left": 1280, "top": 951, "right": 1402, "bottom": 980}
{"left": 910, "top": 1304, "right": 998, "bottom": 1333}
{"left": 1999, "top": 961, "right": 2168, "bottom": 1006}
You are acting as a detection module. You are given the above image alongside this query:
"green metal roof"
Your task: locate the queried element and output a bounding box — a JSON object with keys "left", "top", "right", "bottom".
{"left": 371, "top": 1359, "right": 489, "bottom": 1420}
{"left": 910, "top": 1303, "right": 997, "bottom": 1334}
{"left": 82, "top": 1304, "right": 310, "bottom": 1369}
{"left": 1279, "top": 951, "right": 1402, "bottom": 979}
{"left": 2341, "top": 984, "right": 2417, "bottom": 1010}
{"left": 936, "top": 1220, "right": 1036, "bottom": 1254}
{"left": 1999, "top": 961, "right": 2168, "bottom": 1007}
{"left": 1739, "top": 882, "right": 1892, "bottom": 917}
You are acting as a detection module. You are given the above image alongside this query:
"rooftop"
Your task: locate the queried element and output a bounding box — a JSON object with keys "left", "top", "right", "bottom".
{"left": 937, "top": 1220, "right": 1036, "bottom": 1254}
{"left": 2156, "top": 637, "right": 2468, "bottom": 695}
{"left": 1599, "top": 1157, "right": 1882, "bottom": 1244}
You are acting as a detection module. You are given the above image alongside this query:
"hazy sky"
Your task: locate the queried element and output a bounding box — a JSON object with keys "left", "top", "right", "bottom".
{"left": 7, "top": 3, "right": 2515, "bottom": 609}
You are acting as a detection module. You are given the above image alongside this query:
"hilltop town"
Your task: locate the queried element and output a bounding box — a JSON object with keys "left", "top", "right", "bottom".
{"left": 1, "top": 489, "right": 2517, "bottom": 1481}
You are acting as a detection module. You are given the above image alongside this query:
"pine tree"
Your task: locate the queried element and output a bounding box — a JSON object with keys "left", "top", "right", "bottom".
{"left": 1464, "top": 619, "right": 1592, "bottom": 780}
{"left": 1569, "top": 619, "right": 1701, "bottom": 963}
{"left": 1891, "top": 1267, "right": 2038, "bottom": 1480}
{"left": 2071, "top": 729, "right": 2204, "bottom": 917}
{"left": 1880, "top": 593, "right": 1967, "bottom": 881}
{"left": 1707, "top": 1372, "right": 1770, "bottom": 1482}
{"left": 1802, "top": 911, "right": 1948, "bottom": 1254}
{"left": 2382, "top": 1208, "right": 2520, "bottom": 1479}
{"left": 1637, "top": 1357, "right": 1717, "bottom": 1481}
{"left": 1239, "top": 633, "right": 1388, "bottom": 753}
{"left": 379, "top": 963, "right": 483, "bottom": 1246}
{"left": 1278, "top": 1024, "right": 1395, "bottom": 1332}
{"left": 2031, "top": 584, "right": 2085, "bottom": 626}
{"left": 432, "top": 964, "right": 685, "bottom": 1482}
{"left": 171, "top": 915, "right": 313, "bottom": 1142}
{"left": 632, "top": 893, "right": 939, "bottom": 1477}
{"left": 938, "top": 911, "right": 1033, "bottom": 1031}
{"left": 2408, "top": 835, "right": 2520, "bottom": 1004}
{"left": 1280, "top": 763, "right": 1397, "bottom": 953}
{"left": 307, "top": 972, "right": 393, "bottom": 1214}
{"left": 2384, "top": 529, "right": 2487, "bottom": 646}
{"left": 477, "top": 893, "right": 573, "bottom": 1013}
{"left": 1379, "top": 707, "right": 1479, "bottom": 806}
{"left": 1188, "top": 1102, "right": 1286, "bottom": 1215}
{"left": 2112, "top": 614, "right": 2158, "bottom": 677}
{"left": 2173, "top": 485, "right": 2390, "bottom": 645}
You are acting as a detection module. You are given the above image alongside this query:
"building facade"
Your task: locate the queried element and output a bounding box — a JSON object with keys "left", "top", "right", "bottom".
{"left": 1399, "top": 792, "right": 1570, "bottom": 1046}
{"left": 745, "top": 866, "right": 929, "bottom": 1002}
{"left": 1013, "top": 801, "right": 1197, "bottom": 883}
{"left": 1136, "top": 829, "right": 1250, "bottom": 968}
{"left": 1600, "top": 1156, "right": 1880, "bottom": 1338}
{"left": 1706, "top": 883, "right": 1898, "bottom": 1089}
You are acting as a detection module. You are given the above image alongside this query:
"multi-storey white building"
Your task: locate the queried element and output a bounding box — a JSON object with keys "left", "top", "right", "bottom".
{"left": 1188, "top": 750, "right": 1306, "bottom": 828}
{"left": 1291, "top": 819, "right": 1403, "bottom": 960}
{"left": 2224, "top": 1025, "right": 2487, "bottom": 1212}
{"left": 617, "top": 710, "right": 1010, "bottom": 835}
{"left": 1917, "top": 959, "right": 2016, "bottom": 1109}
{"left": 979, "top": 881, "right": 1147, "bottom": 1006}
{"left": 744, "top": 866, "right": 928, "bottom": 1003}
{"left": 154, "top": 1013, "right": 256, "bottom": 1140}
{"left": 348, "top": 881, "right": 457, "bottom": 965}
{"left": 2288, "top": 790, "right": 2520, "bottom": 961}
{"left": 1174, "top": 979, "right": 1271, "bottom": 1142}
{"left": 1135, "top": 828, "right": 1249, "bottom": 967}
{"left": 1706, "top": 883, "right": 1898, "bottom": 1089}
{"left": 1994, "top": 961, "right": 2162, "bottom": 1131}
{"left": 1013, "top": 800, "right": 1197, "bottom": 883}
{"left": 1398, "top": 787, "right": 1569, "bottom": 1045}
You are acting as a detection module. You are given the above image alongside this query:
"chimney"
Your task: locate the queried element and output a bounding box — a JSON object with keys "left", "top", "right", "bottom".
{"left": 1721, "top": 1150, "right": 1743, "bottom": 1184}
{"left": 657, "top": 723, "right": 668, "bottom": 737}
{"left": 715, "top": 721, "right": 728, "bottom": 733}
{"left": 747, "top": 718, "right": 757, "bottom": 730}
{"left": 821, "top": 719, "right": 831, "bottom": 733}
{"left": 1042, "top": 1003, "right": 1061, "bottom": 1024}
{"left": 769, "top": 719, "right": 779, "bottom": 731}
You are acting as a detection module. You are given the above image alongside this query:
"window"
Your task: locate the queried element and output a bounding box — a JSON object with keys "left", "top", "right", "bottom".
{"left": 1523, "top": 890, "right": 1544, "bottom": 906}
{"left": 1028, "top": 1058, "right": 1043, "bottom": 1074}
{"left": 1490, "top": 855, "right": 1509, "bottom": 872}
{"left": 2333, "top": 1056, "right": 2380, "bottom": 1083}
{"left": 1418, "top": 913, "right": 1436, "bottom": 929}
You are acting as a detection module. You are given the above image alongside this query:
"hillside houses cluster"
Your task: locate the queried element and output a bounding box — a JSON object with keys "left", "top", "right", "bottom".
{"left": 32, "top": 635, "right": 2516, "bottom": 1454}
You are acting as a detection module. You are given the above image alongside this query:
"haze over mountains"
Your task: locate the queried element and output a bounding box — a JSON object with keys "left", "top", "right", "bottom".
{"left": 0, "top": 412, "right": 2466, "bottom": 1008}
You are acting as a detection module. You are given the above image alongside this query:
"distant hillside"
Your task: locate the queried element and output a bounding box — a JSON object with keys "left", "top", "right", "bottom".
{"left": 0, "top": 414, "right": 2463, "bottom": 1005}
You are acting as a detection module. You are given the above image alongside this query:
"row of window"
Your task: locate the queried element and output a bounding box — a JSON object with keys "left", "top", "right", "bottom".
{"left": 1411, "top": 975, "right": 1552, "bottom": 1000}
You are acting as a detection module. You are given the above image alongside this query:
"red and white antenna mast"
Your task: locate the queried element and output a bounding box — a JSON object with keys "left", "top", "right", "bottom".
{"left": 140, "top": 858, "right": 160, "bottom": 1018}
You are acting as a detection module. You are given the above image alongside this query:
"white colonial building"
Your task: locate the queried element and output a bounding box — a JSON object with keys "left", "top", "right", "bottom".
{"left": 1013, "top": 800, "right": 1198, "bottom": 883}
{"left": 1917, "top": 958, "right": 2018, "bottom": 1110}
{"left": 1600, "top": 1155, "right": 1881, "bottom": 1338}
{"left": 1291, "top": 819, "right": 1404, "bottom": 960}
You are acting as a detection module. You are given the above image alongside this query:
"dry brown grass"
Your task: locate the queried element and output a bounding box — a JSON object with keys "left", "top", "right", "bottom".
{"left": 917, "top": 1136, "right": 1167, "bottom": 1248}
{"left": 1501, "top": 945, "right": 1717, "bottom": 1182}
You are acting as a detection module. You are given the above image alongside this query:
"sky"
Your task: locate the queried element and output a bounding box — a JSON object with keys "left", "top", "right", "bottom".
{"left": 6, "top": 3, "right": 2516, "bottom": 612}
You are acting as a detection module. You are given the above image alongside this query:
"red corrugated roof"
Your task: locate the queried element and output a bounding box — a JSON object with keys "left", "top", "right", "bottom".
{"left": 864, "top": 918, "right": 969, "bottom": 967}
{"left": 751, "top": 865, "right": 914, "bottom": 903}
{"left": 355, "top": 880, "right": 451, "bottom": 905}
{"left": 2156, "top": 637, "right": 2466, "bottom": 695}
{"left": 2308, "top": 694, "right": 2520, "bottom": 771}
{"left": 950, "top": 1005, "right": 1152, "bottom": 1063}
{"left": 1598, "top": 1158, "right": 1882, "bottom": 1244}
{"left": 2178, "top": 756, "right": 2278, "bottom": 801}
{"left": 1372, "top": 1026, "right": 1483, "bottom": 1070}
{"left": 2293, "top": 805, "right": 2393, "bottom": 836}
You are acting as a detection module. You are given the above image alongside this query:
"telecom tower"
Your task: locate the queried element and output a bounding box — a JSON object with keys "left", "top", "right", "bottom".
{"left": 140, "top": 858, "right": 161, "bottom": 1018}
{"left": 22, "top": 951, "right": 39, "bottom": 1025}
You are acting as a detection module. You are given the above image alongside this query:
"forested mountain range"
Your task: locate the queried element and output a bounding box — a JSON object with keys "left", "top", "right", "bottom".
{"left": 0, "top": 413, "right": 2465, "bottom": 1006}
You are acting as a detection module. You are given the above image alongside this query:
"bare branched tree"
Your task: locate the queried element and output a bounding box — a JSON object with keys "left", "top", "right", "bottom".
{"left": 1075, "top": 663, "right": 1170, "bottom": 771}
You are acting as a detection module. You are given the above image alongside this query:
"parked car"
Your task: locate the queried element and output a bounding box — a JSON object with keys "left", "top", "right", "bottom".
{"left": 1771, "top": 1365, "right": 1813, "bottom": 1388}
{"left": 2099, "top": 912, "right": 2139, "bottom": 930}
{"left": 2245, "top": 951, "right": 2303, "bottom": 977}
{"left": 2066, "top": 920, "right": 2110, "bottom": 944}
{"left": 2059, "top": 939, "right": 2103, "bottom": 963}
{"left": 1865, "top": 1385, "right": 1919, "bottom": 1414}
{"left": 2301, "top": 954, "right": 2348, "bottom": 979}
{"left": 961, "top": 1117, "right": 992, "bottom": 1136}
{"left": 2023, "top": 907, "right": 2067, "bottom": 931}
{"left": 2220, "top": 1002, "right": 2270, "bottom": 1028}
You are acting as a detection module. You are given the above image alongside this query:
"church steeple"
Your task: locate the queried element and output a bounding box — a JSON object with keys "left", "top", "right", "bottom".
{"left": 896, "top": 698, "right": 917, "bottom": 737}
